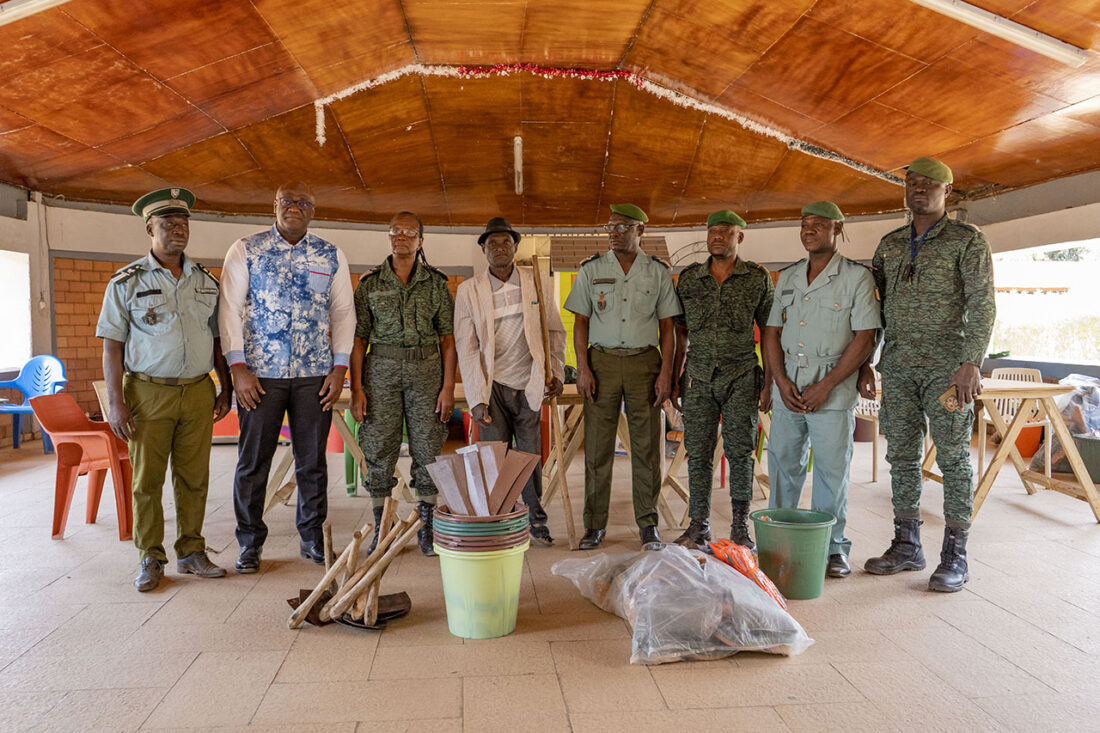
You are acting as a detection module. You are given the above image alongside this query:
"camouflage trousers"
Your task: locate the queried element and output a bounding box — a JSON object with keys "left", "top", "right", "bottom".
{"left": 358, "top": 352, "right": 446, "bottom": 507}
{"left": 880, "top": 364, "right": 974, "bottom": 528}
{"left": 683, "top": 365, "right": 762, "bottom": 518}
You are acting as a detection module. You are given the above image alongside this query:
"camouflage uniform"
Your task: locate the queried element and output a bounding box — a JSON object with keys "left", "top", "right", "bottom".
{"left": 677, "top": 257, "right": 773, "bottom": 517}
{"left": 355, "top": 256, "right": 454, "bottom": 504}
{"left": 872, "top": 216, "right": 995, "bottom": 528}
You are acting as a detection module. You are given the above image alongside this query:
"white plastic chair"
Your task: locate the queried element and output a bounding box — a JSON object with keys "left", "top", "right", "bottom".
{"left": 979, "top": 367, "right": 1051, "bottom": 477}
{"left": 854, "top": 395, "right": 881, "bottom": 482}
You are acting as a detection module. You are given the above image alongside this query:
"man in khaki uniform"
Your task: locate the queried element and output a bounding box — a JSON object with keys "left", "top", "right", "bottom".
{"left": 564, "top": 204, "right": 682, "bottom": 549}
{"left": 98, "top": 188, "right": 232, "bottom": 592}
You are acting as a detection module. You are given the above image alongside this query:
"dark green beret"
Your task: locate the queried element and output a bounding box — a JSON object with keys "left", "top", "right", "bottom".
{"left": 905, "top": 157, "right": 953, "bottom": 184}
{"left": 132, "top": 187, "right": 195, "bottom": 220}
{"left": 609, "top": 203, "right": 648, "bottom": 223}
{"left": 707, "top": 210, "right": 746, "bottom": 228}
{"left": 800, "top": 201, "right": 844, "bottom": 221}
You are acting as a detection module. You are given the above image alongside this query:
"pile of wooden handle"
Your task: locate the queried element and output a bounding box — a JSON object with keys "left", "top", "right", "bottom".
{"left": 288, "top": 497, "right": 422, "bottom": 629}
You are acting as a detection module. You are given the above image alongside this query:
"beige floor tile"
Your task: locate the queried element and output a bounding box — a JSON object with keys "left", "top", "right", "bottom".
{"left": 883, "top": 623, "right": 1051, "bottom": 697}
{"left": 870, "top": 697, "right": 1006, "bottom": 731}
{"left": 142, "top": 651, "right": 286, "bottom": 728}
{"left": 651, "top": 660, "right": 864, "bottom": 708}
{"left": 370, "top": 641, "right": 553, "bottom": 679}
{"left": 735, "top": 629, "right": 907, "bottom": 667}
{"left": 150, "top": 725, "right": 356, "bottom": 733}
{"left": 471, "top": 609, "right": 629, "bottom": 644}
{"left": 357, "top": 720, "right": 462, "bottom": 733}
{"left": 0, "top": 651, "right": 195, "bottom": 692}
{"left": 570, "top": 706, "right": 786, "bottom": 733}
{"left": 275, "top": 625, "right": 379, "bottom": 684}
{"left": 973, "top": 692, "right": 1100, "bottom": 732}
{"left": 28, "top": 602, "right": 161, "bottom": 658}
{"left": 252, "top": 679, "right": 462, "bottom": 724}
{"left": 775, "top": 701, "right": 899, "bottom": 732}
{"left": 0, "top": 690, "right": 64, "bottom": 729}
{"left": 463, "top": 674, "right": 569, "bottom": 732}
{"left": 121, "top": 622, "right": 297, "bottom": 655}
{"left": 32, "top": 687, "right": 166, "bottom": 731}
{"left": 550, "top": 640, "right": 665, "bottom": 713}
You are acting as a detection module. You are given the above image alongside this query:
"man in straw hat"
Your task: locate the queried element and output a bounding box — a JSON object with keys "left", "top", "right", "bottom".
{"left": 671, "top": 210, "right": 773, "bottom": 551}
{"left": 865, "top": 157, "right": 995, "bottom": 592}
{"left": 454, "top": 217, "right": 566, "bottom": 545}
{"left": 762, "top": 201, "right": 880, "bottom": 578}
{"left": 97, "top": 187, "right": 232, "bottom": 591}
{"left": 564, "top": 204, "right": 681, "bottom": 549}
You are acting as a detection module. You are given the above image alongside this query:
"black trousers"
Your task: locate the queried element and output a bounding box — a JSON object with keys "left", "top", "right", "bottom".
{"left": 234, "top": 376, "right": 332, "bottom": 548}
{"left": 478, "top": 381, "right": 549, "bottom": 525}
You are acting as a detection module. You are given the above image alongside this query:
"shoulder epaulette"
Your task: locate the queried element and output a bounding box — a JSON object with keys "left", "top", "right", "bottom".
{"left": 359, "top": 263, "right": 383, "bottom": 283}
{"left": 884, "top": 223, "right": 909, "bottom": 238}
{"left": 108, "top": 262, "right": 143, "bottom": 285}
{"left": 579, "top": 253, "right": 602, "bottom": 267}
{"left": 949, "top": 219, "right": 981, "bottom": 233}
{"left": 194, "top": 262, "right": 219, "bottom": 285}
{"left": 776, "top": 261, "right": 799, "bottom": 272}
{"left": 650, "top": 255, "right": 670, "bottom": 269}
{"left": 843, "top": 256, "right": 875, "bottom": 272}
{"left": 421, "top": 261, "right": 448, "bottom": 279}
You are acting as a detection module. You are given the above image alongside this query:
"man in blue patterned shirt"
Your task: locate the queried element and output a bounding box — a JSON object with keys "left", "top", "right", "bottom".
{"left": 219, "top": 183, "right": 356, "bottom": 573}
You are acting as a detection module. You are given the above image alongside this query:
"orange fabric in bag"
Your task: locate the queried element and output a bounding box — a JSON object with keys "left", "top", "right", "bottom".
{"left": 708, "top": 539, "right": 787, "bottom": 610}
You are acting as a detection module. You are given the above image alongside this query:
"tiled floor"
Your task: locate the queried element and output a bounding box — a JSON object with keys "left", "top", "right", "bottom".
{"left": 1, "top": 435, "right": 1099, "bottom": 731}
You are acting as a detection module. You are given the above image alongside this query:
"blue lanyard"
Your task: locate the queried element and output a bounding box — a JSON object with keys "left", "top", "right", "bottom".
{"left": 909, "top": 214, "right": 945, "bottom": 263}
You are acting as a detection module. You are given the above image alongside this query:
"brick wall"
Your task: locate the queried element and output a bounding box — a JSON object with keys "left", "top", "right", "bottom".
{"left": 550, "top": 236, "right": 668, "bottom": 270}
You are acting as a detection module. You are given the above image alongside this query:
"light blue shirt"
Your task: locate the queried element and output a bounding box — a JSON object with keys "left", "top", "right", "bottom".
{"left": 564, "top": 249, "right": 681, "bottom": 348}
{"left": 96, "top": 252, "right": 219, "bottom": 379}
{"left": 767, "top": 253, "right": 880, "bottom": 410}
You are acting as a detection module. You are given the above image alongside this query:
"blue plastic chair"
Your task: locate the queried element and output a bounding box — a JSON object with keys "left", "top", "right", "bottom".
{"left": 0, "top": 355, "right": 67, "bottom": 452}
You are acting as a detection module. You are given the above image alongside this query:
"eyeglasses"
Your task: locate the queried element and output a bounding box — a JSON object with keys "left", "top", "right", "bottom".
{"left": 603, "top": 223, "right": 639, "bottom": 234}
{"left": 276, "top": 198, "right": 314, "bottom": 210}
{"left": 389, "top": 227, "right": 420, "bottom": 238}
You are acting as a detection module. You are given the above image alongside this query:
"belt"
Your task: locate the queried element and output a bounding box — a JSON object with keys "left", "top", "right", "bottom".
{"left": 591, "top": 345, "right": 654, "bottom": 357}
{"left": 787, "top": 352, "right": 842, "bottom": 369}
{"left": 127, "top": 372, "right": 209, "bottom": 387}
{"left": 370, "top": 343, "right": 441, "bottom": 361}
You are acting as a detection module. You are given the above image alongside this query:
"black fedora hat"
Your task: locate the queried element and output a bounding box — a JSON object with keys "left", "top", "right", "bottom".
{"left": 477, "top": 217, "right": 521, "bottom": 245}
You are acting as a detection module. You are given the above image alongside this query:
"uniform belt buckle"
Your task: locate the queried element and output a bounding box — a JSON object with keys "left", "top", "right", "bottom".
{"left": 797, "top": 353, "right": 809, "bottom": 369}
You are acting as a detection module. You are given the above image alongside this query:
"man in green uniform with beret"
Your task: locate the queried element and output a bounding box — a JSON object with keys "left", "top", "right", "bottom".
{"left": 97, "top": 188, "right": 232, "bottom": 592}
{"left": 564, "top": 204, "right": 681, "bottom": 549}
{"left": 350, "top": 211, "right": 457, "bottom": 556}
{"left": 762, "top": 202, "right": 880, "bottom": 577}
{"left": 672, "top": 210, "right": 773, "bottom": 549}
{"left": 865, "top": 157, "right": 995, "bottom": 592}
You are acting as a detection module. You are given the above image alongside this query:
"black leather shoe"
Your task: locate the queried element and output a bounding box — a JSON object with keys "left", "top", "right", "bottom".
{"left": 730, "top": 500, "right": 755, "bottom": 549}
{"left": 865, "top": 518, "right": 926, "bottom": 575}
{"left": 134, "top": 557, "right": 164, "bottom": 592}
{"left": 235, "top": 546, "right": 262, "bottom": 574}
{"left": 530, "top": 523, "right": 554, "bottom": 547}
{"left": 640, "top": 525, "right": 661, "bottom": 547}
{"left": 300, "top": 539, "right": 325, "bottom": 564}
{"left": 417, "top": 501, "right": 436, "bottom": 557}
{"left": 367, "top": 505, "right": 385, "bottom": 554}
{"left": 177, "top": 550, "right": 226, "bottom": 578}
{"left": 578, "top": 528, "right": 605, "bottom": 550}
{"left": 674, "top": 518, "right": 711, "bottom": 549}
{"left": 928, "top": 526, "right": 969, "bottom": 592}
{"left": 826, "top": 553, "right": 851, "bottom": 578}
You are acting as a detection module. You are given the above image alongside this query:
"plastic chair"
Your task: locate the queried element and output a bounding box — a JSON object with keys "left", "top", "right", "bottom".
{"left": 29, "top": 393, "right": 133, "bottom": 541}
{"left": 0, "top": 355, "right": 67, "bottom": 451}
{"left": 854, "top": 396, "right": 881, "bottom": 482}
{"left": 979, "top": 367, "right": 1051, "bottom": 477}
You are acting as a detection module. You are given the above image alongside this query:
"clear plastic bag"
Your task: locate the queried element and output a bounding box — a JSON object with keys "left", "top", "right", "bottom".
{"left": 551, "top": 543, "right": 813, "bottom": 664}
{"left": 1031, "top": 374, "right": 1100, "bottom": 472}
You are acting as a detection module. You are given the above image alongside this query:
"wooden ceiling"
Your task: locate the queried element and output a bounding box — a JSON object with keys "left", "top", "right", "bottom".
{"left": 0, "top": 0, "right": 1098, "bottom": 226}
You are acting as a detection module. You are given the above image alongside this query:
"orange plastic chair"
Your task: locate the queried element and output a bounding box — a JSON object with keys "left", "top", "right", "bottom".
{"left": 29, "top": 393, "right": 133, "bottom": 541}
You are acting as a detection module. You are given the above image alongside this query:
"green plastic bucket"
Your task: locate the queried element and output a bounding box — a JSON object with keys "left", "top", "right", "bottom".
{"left": 751, "top": 508, "right": 836, "bottom": 600}
{"left": 435, "top": 541, "right": 529, "bottom": 639}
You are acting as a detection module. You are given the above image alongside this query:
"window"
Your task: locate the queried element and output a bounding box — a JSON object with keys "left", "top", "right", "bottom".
{"left": 0, "top": 250, "right": 31, "bottom": 372}
{"left": 989, "top": 239, "right": 1100, "bottom": 365}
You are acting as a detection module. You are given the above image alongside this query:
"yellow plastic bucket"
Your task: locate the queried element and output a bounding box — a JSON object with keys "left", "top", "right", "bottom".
{"left": 435, "top": 541, "right": 529, "bottom": 639}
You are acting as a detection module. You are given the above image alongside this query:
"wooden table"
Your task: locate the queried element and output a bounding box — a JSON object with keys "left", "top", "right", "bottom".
{"left": 920, "top": 378, "right": 1100, "bottom": 522}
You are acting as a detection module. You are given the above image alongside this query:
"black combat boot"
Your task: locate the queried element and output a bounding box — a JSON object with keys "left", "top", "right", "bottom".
{"left": 864, "top": 518, "right": 926, "bottom": 575}
{"left": 417, "top": 501, "right": 436, "bottom": 557}
{"left": 366, "top": 505, "right": 385, "bottom": 554}
{"left": 928, "top": 526, "right": 969, "bottom": 592}
{"left": 674, "top": 518, "right": 711, "bottom": 549}
{"left": 730, "top": 500, "right": 754, "bottom": 549}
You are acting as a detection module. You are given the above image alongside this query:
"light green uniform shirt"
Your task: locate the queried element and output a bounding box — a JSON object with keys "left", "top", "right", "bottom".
{"left": 96, "top": 252, "right": 219, "bottom": 379}
{"left": 563, "top": 249, "right": 682, "bottom": 348}
{"left": 767, "top": 253, "right": 880, "bottom": 410}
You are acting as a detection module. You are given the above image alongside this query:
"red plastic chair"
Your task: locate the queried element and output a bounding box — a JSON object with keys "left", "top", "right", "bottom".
{"left": 29, "top": 394, "right": 133, "bottom": 541}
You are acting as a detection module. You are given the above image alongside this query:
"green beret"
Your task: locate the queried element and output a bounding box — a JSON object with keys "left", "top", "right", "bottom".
{"left": 706, "top": 210, "right": 746, "bottom": 228}
{"left": 609, "top": 203, "right": 648, "bottom": 223}
{"left": 800, "top": 201, "right": 844, "bottom": 221}
{"left": 905, "top": 157, "right": 953, "bottom": 184}
{"left": 132, "top": 187, "right": 195, "bottom": 220}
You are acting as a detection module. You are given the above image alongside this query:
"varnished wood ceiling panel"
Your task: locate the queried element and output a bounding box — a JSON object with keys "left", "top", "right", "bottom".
{"left": 0, "top": 0, "right": 1098, "bottom": 226}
